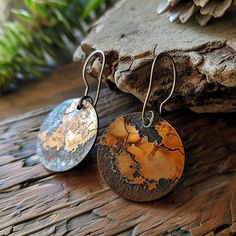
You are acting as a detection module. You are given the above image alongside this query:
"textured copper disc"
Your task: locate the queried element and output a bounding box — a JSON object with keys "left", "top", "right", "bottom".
{"left": 37, "top": 99, "right": 98, "bottom": 172}
{"left": 97, "top": 112, "right": 185, "bottom": 202}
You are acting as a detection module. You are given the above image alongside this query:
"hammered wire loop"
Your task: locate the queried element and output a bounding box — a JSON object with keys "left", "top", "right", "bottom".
{"left": 78, "top": 50, "right": 105, "bottom": 109}
{"left": 141, "top": 53, "right": 177, "bottom": 128}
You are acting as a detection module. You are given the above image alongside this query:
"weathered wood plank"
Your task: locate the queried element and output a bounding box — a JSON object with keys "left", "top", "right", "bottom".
{"left": 0, "top": 63, "right": 97, "bottom": 120}
{"left": 0, "top": 88, "right": 235, "bottom": 236}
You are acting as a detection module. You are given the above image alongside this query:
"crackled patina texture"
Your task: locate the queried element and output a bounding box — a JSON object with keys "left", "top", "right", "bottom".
{"left": 37, "top": 99, "right": 98, "bottom": 172}
{"left": 97, "top": 112, "right": 185, "bottom": 201}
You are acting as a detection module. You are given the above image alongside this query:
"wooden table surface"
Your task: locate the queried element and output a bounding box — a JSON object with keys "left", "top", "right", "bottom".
{"left": 0, "top": 87, "right": 235, "bottom": 236}
{"left": 0, "top": 63, "right": 97, "bottom": 120}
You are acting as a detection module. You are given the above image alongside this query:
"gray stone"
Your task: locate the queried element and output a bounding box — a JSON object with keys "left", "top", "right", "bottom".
{"left": 74, "top": 0, "right": 236, "bottom": 113}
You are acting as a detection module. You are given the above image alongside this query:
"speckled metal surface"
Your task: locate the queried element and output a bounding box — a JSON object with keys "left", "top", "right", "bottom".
{"left": 97, "top": 112, "right": 185, "bottom": 202}
{"left": 37, "top": 99, "right": 98, "bottom": 172}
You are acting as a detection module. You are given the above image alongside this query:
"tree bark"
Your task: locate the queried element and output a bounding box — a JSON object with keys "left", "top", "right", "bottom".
{"left": 74, "top": 0, "right": 236, "bottom": 113}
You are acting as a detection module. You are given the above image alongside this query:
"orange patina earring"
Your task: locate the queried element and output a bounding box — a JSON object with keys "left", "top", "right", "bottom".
{"left": 97, "top": 53, "right": 185, "bottom": 202}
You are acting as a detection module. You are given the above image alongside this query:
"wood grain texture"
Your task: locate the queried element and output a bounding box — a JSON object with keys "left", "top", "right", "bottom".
{"left": 0, "top": 63, "right": 97, "bottom": 120}
{"left": 0, "top": 88, "right": 236, "bottom": 236}
{"left": 74, "top": 0, "right": 236, "bottom": 113}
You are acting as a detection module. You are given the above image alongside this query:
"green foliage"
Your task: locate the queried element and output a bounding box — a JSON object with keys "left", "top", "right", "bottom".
{"left": 0, "top": 0, "right": 113, "bottom": 92}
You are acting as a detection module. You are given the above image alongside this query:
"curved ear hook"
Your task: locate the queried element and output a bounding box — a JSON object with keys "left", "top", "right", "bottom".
{"left": 141, "top": 52, "right": 177, "bottom": 128}
{"left": 79, "top": 50, "right": 105, "bottom": 109}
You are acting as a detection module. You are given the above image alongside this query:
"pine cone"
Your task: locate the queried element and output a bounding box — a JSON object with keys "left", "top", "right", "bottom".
{"left": 157, "top": 0, "right": 236, "bottom": 26}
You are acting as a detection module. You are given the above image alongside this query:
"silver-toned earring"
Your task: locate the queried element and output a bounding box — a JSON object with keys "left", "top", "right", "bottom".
{"left": 37, "top": 50, "right": 105, "bottom": 172}
{"left": 97, "top": 53, "right": 185, "bottom": 202}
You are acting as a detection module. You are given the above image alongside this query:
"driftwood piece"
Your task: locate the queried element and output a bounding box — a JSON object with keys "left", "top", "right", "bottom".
{"left": 74, "top": 0, "right": 236, "bottom": 113}
{"left": 0, "top": 87, "right": 236, "bottom": 235}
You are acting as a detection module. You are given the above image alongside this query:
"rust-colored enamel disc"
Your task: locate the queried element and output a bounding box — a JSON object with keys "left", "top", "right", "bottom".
{"left": 97, "top": 112, "right": 185, "bottom": 202}
{"left": 37, "top": 99, "right": 98, "bottom": 172}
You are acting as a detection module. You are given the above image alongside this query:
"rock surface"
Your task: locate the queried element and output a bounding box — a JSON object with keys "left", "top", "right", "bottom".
{"left": 74, "top": 0, "right": 236, "bottom": 113}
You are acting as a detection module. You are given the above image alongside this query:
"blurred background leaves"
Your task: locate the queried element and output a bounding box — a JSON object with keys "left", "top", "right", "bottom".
{"left": 0, "top": 0, "right": 114, "bottom": 93}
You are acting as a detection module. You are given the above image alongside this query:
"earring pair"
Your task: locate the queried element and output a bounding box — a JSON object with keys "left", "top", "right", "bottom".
{"left": 37, "top": 50, "right": 185, "bottom": 202}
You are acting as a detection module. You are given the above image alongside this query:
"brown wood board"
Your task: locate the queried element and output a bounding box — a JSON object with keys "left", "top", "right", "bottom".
{"left": 0, "top": 88, "right": 235, "bottom": 236}
{"left": 0, "top": 63, "right": 97, "bottom": 120}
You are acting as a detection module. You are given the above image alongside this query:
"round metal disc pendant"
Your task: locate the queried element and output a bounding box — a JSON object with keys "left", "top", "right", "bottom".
{"left": 37, "top": 99, "right": 98, "bottom": 172}
{"left": 97, "top": 112, "right": 185, "bottom": 202}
